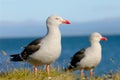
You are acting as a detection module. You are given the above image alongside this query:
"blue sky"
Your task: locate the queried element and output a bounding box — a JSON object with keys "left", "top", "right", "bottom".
{"left": 1, "top": 0, "right": 120, "bottom": 22}
{"left": 0, "top": 0, "right": 120, "bottom": 37}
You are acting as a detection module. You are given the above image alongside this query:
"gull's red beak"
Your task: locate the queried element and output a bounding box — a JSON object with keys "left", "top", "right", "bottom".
{"left": 101, "top": 37, "right": 107, "bottom": 41}
{"left": 62, "top": 20, "right": 71, "bottom": 24}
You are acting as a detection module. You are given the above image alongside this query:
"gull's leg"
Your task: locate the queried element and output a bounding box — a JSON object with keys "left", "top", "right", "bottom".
{"left": 46, "top": 65, "right": 50, "bottom": 75}
{"left": 46, "top": 65, "right": 52, "bottom": 79}
{"left": 34, "top": 66, "right": 37, "bottom": 76}
{"left": 80, "top": 69, "right": 84, "bottom": 77}
{"left": 90, "top": 69, "right": 94, "bottom": 77}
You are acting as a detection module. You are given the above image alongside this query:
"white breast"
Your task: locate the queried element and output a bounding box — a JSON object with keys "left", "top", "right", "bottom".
{"left": 28, "top": 33, "right": 61, "bottom": 66}
{"left": 77, "top": 46, "right": 102, "bottom": 68}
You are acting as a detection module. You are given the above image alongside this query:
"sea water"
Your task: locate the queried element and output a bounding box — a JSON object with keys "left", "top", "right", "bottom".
{"left": 0, "top": 35, "right": 120, "bottom": 76}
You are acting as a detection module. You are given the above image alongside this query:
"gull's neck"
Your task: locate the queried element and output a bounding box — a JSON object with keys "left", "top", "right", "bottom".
{"left": 46, "top": 24, "right": 61, "bottom": 41}
{"left": 90, "top": 41, "right": 101, "bottom": 52}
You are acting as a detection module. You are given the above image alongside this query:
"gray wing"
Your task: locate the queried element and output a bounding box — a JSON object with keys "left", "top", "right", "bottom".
{"left": 21, "top": 38, "right": 42, "bottom": 60}
{"left": 70, "top": 48, "right": 86, "bottom": 68}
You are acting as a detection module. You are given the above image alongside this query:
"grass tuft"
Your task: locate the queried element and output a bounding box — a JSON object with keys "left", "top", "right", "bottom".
{"left": 0, "top": 67, "right": 120, "bottom": 80}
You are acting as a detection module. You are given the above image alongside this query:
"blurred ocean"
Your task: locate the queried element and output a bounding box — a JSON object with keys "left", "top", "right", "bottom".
{"left": 0, "top": 35, "right": 120, "bottom": 76}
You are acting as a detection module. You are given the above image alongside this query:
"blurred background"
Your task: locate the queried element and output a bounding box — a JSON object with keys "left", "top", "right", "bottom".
{"left": 0, "top": 0, "right": 120, "bottom": 76}
{"left": 0, "top": 0, "right": 120, "bottom": 38}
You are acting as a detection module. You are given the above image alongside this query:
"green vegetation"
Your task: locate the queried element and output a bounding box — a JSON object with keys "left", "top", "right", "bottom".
{"left": 0, "top": 68, "right": 76, "bottom": 80}
{"left": 0, "top": 67, "right": 120, "bottom": 80}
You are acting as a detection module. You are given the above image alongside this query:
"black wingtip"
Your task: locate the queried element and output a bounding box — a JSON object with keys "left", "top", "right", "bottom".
{"left": 10, "top": 54, "right": 23, "bottom": 62}
{"left": 64, "top": 65, "right": 74, "bottom": 72}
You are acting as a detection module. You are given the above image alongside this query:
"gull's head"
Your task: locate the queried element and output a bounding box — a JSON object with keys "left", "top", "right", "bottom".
{"left": 46, "top": 15, "right": 70, "bottom": 27}
{"left": 90, "top": 32, "right": 107, "bottom": 42}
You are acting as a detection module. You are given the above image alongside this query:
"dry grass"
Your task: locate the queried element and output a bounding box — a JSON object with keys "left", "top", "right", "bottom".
{"left": 0, "top": 67, "right": 120, "bottom": 80}
{"left": 0, "top": 68, "right": 76, "bottom": 80}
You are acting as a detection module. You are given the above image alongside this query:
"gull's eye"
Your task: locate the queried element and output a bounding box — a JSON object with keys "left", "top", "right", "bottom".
{"left": 55, "top": 18, "right": 59, "bottom": 20}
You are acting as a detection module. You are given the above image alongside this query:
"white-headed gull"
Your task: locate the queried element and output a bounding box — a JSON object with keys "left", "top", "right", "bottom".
{"left": 10, "top": 15, "right": 70, "bottom": 76}
{"left": 65, "top": 32, "right": 107, "bottom": 77}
